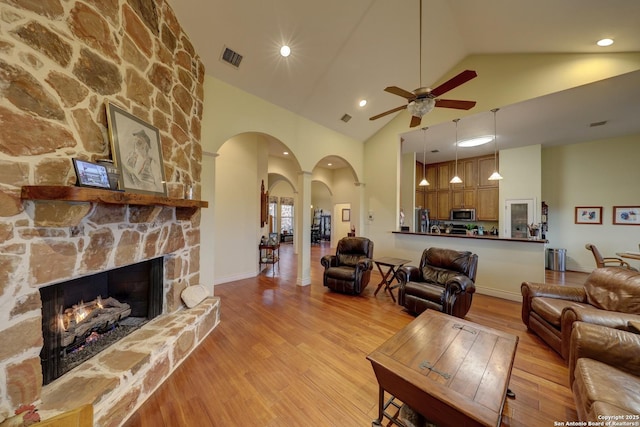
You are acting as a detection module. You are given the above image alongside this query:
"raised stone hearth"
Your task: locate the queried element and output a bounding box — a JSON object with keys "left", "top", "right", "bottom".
{"left": 40, "top": 297, "right": 220, "bottom": 426}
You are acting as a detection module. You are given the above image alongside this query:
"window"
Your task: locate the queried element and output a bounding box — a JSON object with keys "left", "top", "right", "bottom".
{"left": 280, "top": 197, "right": 294, "bottom": 234}
{"left": 268, "top": 196, "right": 278, "bottom": 234}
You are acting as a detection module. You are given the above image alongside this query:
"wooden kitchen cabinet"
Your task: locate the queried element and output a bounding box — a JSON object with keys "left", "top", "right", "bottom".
{"left": 477, "top": 187, "right": 499, "bottom": 220}
{"left": 452, "top": 159, "right": 477, "bottom": 190}
{"left": 452, "top": 189, "right": 476, "bottom": 209}
{"left": 437, "top": 163, "right": 451, "bottom": 191}
{"left": 425, "top": 192, "right": 437, "bottom": 217}
{"left": 437, "top": 191, "right": 451, "bottom": 220}
{"left": 478, "top": 155, "right": 499, "bottom": 187}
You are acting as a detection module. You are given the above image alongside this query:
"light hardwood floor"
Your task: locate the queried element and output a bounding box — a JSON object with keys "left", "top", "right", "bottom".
{"left": 124, "top": 242, "right": 586, "bottom": 426}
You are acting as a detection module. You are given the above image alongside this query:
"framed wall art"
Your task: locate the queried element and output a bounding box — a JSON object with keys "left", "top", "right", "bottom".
{"left": 342, "top": 208, "right": 350, "bottom": 222}
{"left": 613, "top": 206, "right": 640, "bottom": 225}
{"left": 106, "top": 102, "right": 167, "bottom": 196}
{"left": 72, "top": 159, "right": 111, "bottom": 189}
{"left": 574, "top": 206, "right": 602, "bottom": 224}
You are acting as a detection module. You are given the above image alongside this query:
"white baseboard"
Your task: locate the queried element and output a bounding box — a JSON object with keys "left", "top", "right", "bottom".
{"left": 214, "top": 270, "right": 259, "bottom": 285}
{"left": 475, "top": 286, "right": 522, "bottom": 302}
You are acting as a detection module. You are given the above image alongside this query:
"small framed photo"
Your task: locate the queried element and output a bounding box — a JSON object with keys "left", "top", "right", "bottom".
{"left": 342, "top": 208, "right": 350, "bottom": 222}
{"left": 613, "top": 206, "right": 640, "bottom": 225}
{"left": 574, "top": 206, "right": 602, "bottom": 224}
{"left": 72, "top": 159, "right": 111, "bottom": 189}
{"left": 106, "top": 102, "right": 167, "bottom": 196}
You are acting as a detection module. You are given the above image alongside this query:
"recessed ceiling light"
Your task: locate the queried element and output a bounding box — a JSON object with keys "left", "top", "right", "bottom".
{"left": 597, "top": 38, "right": 614, "bottom": 47}
{"left": 280, "top": 45, "right": 291, "bottom": 57}
{"left": 457, "top": 136, "right": 493, "bottom": 147}
{"left": 359, "top": 99, "right": 367, "bottom": 107}
{"left": 283, "top": 151, "right": 289, "bottom": 155}
{"left": 327, "top": 163, "right": 332, "bottom": 167}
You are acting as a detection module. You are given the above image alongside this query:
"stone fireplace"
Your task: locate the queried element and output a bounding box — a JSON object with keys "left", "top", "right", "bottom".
{"left": 0, "top": 0, "right": 219, "bottom": 425}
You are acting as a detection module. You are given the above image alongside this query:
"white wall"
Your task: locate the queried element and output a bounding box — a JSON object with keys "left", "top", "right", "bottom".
{"left": 542, "top": 134, "right": 640, "bottom": 271}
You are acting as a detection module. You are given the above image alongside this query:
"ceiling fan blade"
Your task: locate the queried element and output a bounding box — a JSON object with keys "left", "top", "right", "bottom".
{"left": 384, "top": 86, "right": 417, "bottom": 100}
{"left": 429, "top": 70, "right": 477, "bottom": 98}
{"left": 369, "top": 105, "right": 407, "bottom": 121}
{"left": 410, "top": 115, "right": 422, "bottom": 128}
{"left": 434, "top": 99, "right": 477, "bottom": 110}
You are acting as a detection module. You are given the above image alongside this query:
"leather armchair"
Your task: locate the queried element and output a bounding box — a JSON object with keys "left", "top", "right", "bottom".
{"left": 521, "top": 267, "right": 640, "bottom": 360}
{"left": 396, "top": 247, "right": 478, "bottom": 318}
{"left": 569, "top": 322, "right": 640, "bottom": 421}
{"left": 321, "top": 237, "right": 373, "bottom": 294}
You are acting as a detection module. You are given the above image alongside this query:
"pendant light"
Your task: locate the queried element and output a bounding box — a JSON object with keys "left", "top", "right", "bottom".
{"left": 450, "top": 118, "right": 462, "bottom": 184}
{"left": 488, "top": 108, "right": 504, "bottom": 181}
{"left": 419, "top": 127, "right": 429, "bottom": 186}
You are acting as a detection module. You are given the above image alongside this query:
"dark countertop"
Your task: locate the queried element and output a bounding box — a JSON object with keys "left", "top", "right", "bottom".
{"left": 392, "top": 230, "right": 547, "bottom": 244}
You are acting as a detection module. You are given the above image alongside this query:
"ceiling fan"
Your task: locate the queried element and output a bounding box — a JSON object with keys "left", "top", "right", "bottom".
{"left": 369, "top": 0, "right": 478, "bottom": 128}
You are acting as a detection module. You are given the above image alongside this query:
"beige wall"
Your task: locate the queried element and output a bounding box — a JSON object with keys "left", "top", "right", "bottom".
{"left": 543, "top": 134, "right": 640, "bottom": 271}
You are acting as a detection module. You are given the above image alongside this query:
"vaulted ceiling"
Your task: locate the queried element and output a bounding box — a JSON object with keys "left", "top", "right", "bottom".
{"left": 168, "top": 0, "right": 640, "bottom": 161}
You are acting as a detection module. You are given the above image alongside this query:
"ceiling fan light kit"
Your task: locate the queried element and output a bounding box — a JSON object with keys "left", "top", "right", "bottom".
{"left": 369, "top": 0, "right": 478, "bottom": 128}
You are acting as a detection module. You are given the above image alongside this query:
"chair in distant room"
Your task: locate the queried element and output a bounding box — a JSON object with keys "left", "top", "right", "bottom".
{"left": 585, "top": 243, "right": 637, "bottom": 271}
{"left": 320, "top": 237, "right": 374, "bottom": 294}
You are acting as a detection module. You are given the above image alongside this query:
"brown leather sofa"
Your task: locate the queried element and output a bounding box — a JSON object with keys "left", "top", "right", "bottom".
{"left": 569, "top": 322, "right": 640, "bottom": 421}
{"left": 320, "top": 237, "right": 373, "bottom": 294}
{"left": 396, "top": 247, "right": 477, "bottom": 318}
{"left": 521, "top": 267, "right": 640, "bottom": 360}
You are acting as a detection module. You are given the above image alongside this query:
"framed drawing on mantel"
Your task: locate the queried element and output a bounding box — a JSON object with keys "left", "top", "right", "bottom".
{"left": 106, "top": 102, "right": 167, "bottom": 196}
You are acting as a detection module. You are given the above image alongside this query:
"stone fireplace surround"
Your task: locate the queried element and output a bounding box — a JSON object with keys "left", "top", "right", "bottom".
{"left": 0, "top": 0, "right": 217, "bottom": 425}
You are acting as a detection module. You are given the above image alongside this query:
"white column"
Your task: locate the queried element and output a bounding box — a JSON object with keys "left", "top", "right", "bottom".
{"left": 296, "top": 171, "right": 312, "bottom": 286}
{"left": 200, "top": 151, "right": 218, "bottom": 294}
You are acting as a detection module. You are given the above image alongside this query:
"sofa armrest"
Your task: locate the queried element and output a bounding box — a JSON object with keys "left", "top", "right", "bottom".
{"left": 560, "top": 306, "right": 640, "bottom": 360}
{"left": 356, "top": 258, "right": 373, "bottom": 272}
{"left": 521, "top": 281, "right": 586, "bottom": 326}
{"left": 569, "top": 321, "right": 640, "bottom": 387}
{"left": 320, "top": 255, "right": 337, "bottom": 269}
{"left": 396, "top": 265, "right": 421, "bottom": 285}
{"left": 445, "top": 275, "right": 476, "bottom": 295}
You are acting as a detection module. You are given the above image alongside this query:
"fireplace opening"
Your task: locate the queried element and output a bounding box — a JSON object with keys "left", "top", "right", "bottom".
{"left": 39, "top": 258, "right": 163, "bottom": 385}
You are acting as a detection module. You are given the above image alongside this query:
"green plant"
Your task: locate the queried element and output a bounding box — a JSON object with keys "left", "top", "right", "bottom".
{"left": 465, "top": 223, "right": 476, "bottom": 230}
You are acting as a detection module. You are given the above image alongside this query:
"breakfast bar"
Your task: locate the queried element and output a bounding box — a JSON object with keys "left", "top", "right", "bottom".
{"left": 390, "top": 231, "right": 547, "bottom": 302}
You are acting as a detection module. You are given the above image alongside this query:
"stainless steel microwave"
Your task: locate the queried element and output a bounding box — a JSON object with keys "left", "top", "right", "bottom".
{"left": 450, "top": 208, "right": 476, "bottom": 221}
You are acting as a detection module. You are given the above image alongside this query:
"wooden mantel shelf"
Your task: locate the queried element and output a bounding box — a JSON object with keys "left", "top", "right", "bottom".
{"left": 21, "top": 186, "right": 208, "bottom": 224}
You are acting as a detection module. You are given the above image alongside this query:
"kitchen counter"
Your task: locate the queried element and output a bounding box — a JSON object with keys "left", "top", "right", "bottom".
{"left": 388, "top": 231, "right": 547, "bottom": 302}
{"left": 392, "top": 231, "right": 547, "bottom": 244}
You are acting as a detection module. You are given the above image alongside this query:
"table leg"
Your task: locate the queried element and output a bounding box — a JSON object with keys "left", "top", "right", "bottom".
{"left": 372, "top": 385, "right": 384, "bottom": 426}
{"left": 373, "top": 265, "right": 393, "bottom": 296}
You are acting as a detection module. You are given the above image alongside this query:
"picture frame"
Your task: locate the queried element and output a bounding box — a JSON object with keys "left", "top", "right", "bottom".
{"left": 105, "top": 102, "right": 167, "bottom": 196}
{"left": 72, "top": 159, "right": 111, "bottom": 189}
{"left": 342, "top": 208, "right": 350, "bottom": 222}
{"left": 613, "top": 206, "right": 640, "bottom": 225}
{"left": 574, "top": 206, "right": 602, "bottom": 224}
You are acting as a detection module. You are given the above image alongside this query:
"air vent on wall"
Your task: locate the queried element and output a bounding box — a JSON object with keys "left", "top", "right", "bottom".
{"left": 220, "top": 46, "right": 243, "bottom": 68}
{"left": 341, "top": 114, "right": 352, "bottom": 123}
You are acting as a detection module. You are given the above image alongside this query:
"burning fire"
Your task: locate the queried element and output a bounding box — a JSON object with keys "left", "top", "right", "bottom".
{"left": 56, "top": 297, "right": 106, "bottom": 332}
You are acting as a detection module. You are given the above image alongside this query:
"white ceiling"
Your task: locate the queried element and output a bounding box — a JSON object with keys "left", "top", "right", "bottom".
{"left": 168, "top": 0, "right": 640, "bottom": 162}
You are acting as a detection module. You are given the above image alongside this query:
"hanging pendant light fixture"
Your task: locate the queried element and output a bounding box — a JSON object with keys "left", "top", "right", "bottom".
{"left": 419, "top": 127, "right": 429, "bottom": 186}
{"left": 488, "top": 108, "right": 504, "bottom": 181}
{"left": 450, "top": 118, "right": 462, "bottom": 184}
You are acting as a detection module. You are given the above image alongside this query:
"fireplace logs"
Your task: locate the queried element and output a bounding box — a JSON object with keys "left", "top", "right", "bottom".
{"left": 57, "top": 297, "right": 131, "bottom": 347}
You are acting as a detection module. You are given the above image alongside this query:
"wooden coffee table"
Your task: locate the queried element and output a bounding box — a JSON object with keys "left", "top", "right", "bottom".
{"left": 367, "top": 310, "right": 518, "bottom": 427}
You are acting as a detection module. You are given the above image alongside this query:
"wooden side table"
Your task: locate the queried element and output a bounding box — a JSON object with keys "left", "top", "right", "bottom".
{"left": 259, "top": 244, "right": 279, "bottom": 276}
{"left": 373, "top": 257, "right": 411, "bottom": 303}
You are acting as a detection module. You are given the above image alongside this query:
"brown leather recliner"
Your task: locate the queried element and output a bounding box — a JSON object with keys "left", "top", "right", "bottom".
{"left": 521, "top": 267, "right": 640, "bottom": 360}
{"left": 321, "top": 237, "right": 373, "bottom": 294}
{"left": 569, "top": 322, "right": 640, "bottom": 421}
{"left": 396, "top": 247, "right": 478, "bottom": 318}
